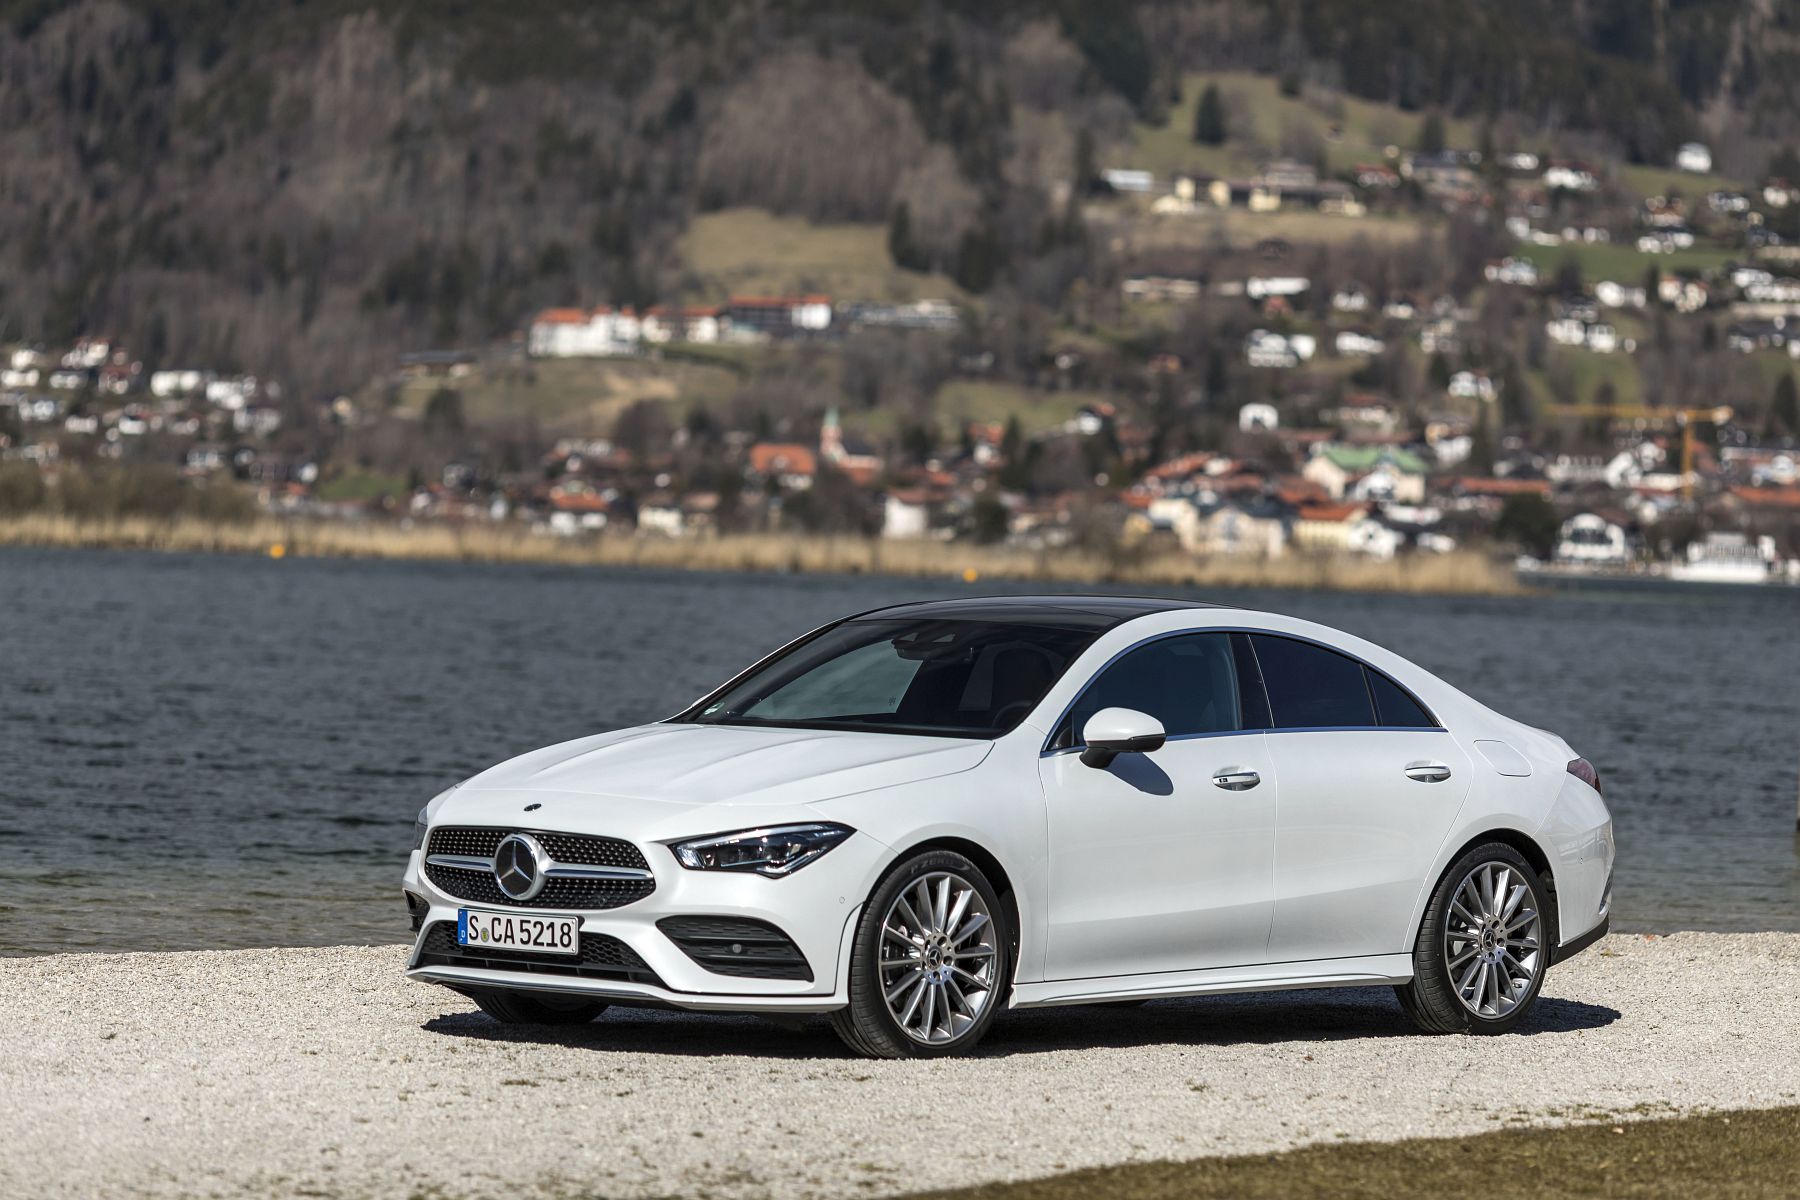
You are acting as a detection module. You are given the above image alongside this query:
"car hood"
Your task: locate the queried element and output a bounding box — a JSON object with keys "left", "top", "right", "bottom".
{"left": 452, "top": 722, "right": 993, "bottom": 812}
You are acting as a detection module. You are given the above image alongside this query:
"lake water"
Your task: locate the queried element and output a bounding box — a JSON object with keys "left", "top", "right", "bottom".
{"left": 1, "top": 547, "right": 1796, "bottom": 955}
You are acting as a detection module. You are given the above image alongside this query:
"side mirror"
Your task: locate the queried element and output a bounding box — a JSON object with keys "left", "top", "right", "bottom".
{"left": 1079, "top": 707, "right": 1166, "bottom": 769}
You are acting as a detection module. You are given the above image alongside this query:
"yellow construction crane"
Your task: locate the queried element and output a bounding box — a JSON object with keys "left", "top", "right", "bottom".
{"left": 1548, "top": 404, "right": 1733, "bottom": 501}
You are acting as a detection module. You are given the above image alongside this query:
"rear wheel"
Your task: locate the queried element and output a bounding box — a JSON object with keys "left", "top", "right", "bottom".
{"left": 831, "top": 850, "right": 1010, "bottom": 1058}
{"left": 465, "top": 987, "right": 609, "bottom": 1026}
{"left": 1396, "top": 842, "right": 1549, "bottom": 1034}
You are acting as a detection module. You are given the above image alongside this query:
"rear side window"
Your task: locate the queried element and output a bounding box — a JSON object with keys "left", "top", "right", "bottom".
{"left": 1058, "top": 632, "right": 1240, "bottom": 746}
{"left": 1367, "top": 669, "right": 1435, "bottom": 728}
{"left": 1249, "top": 635, "right": 1376, "bottom": 728}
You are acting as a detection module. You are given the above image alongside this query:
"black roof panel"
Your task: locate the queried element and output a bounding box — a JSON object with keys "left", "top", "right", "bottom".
{"left": 849, "top": 594, "right": 1231, "bottom": 631}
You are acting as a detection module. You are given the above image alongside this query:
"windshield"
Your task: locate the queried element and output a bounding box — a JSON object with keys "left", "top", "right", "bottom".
{"left": 682, "top": 618, "right": 1101, "bottom": 738}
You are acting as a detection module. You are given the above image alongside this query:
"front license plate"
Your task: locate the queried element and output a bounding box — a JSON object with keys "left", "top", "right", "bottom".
{"left": 458, "top": 909, "right": 580, "bottom": 956}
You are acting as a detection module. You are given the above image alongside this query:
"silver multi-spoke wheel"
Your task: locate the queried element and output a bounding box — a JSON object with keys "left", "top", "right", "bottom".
{"left": 1445, "top": 861, "right": 1543, "bottom": 1019}
{"left": 877, "top": 871, "right": 998, "bottom": 1046}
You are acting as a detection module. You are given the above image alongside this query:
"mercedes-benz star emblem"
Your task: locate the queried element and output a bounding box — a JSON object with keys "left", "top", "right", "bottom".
{"left": 492, "top": 832, "right": 549, "bottom": 901}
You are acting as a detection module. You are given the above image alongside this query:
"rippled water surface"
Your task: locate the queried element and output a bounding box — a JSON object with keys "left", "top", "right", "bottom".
{"left": 1, "top": 547, "right": 1796, "bottom": 954}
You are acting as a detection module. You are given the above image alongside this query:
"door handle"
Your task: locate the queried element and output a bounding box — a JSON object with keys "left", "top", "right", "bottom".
{"left": 1212, "top": 769, "right": 1261, "bottom": 791}
{"left": 1404, "top": 762, "right": 1453, "bottom": 783}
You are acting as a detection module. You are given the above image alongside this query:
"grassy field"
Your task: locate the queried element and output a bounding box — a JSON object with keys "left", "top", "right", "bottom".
{"left": 910, "top": 1107, "right": 1800, "bottom": 1200}
{"left": 1527, "top": 347, "right": 1647, "bottom": 409}
{"left": 931, "top": 380, "right": 1098, "bottom": 436}
{"left": 1131, "top": 71, "right": 1480, "bottom": 181}
{"left": 387, "top": 357, "right": 741, "bottom": 433}
{"left": 678, "top": 208, "right": 964, "bottom": 303}
{"left": 0, "top": 515, "right": 1526, "bottom": 597}
{"left": 1111, "top": 204, "right": 1434, "bottom": 255}
{"left": 846, "top": 379, "right": 1099, "bottom": 439}
{"left": 1619, "top": 162, "right": 1744, "bottom": 200}
{"left": 1512, "top": 240, "right": 1738, "bottom": 286}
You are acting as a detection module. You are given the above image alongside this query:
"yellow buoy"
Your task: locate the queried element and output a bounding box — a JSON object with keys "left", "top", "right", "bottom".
{"left": 268, "top": 543, "right": 286, "bottom": 560}
{"left": 962, "top": 566, "right": 979, "bottom": 584}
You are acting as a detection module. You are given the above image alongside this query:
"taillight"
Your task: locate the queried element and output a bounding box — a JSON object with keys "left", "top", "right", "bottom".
{"left": 1567, "top": 757, "right": 1602, "bottom": 795}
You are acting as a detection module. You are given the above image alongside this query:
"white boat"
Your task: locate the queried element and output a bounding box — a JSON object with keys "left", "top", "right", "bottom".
{"left": 1666, "top": 532, "right": 1778, "bottom": 585}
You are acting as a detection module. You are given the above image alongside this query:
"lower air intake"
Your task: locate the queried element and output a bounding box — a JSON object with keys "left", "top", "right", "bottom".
{"left": 657, "top": 915, "right": 813, "bottom": 981}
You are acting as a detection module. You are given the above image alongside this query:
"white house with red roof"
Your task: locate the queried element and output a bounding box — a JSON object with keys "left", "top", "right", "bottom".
{"left": 528, "top": 307, "right": 642, "bottom": 357}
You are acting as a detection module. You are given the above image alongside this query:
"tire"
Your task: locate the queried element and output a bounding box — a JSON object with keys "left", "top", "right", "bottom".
{"left": 1396, "top": 842, "right": 1550, "bottom": 1034}
{"left": 465, "top": 987, "right": 609, "bottom": 1026}
{"left": 830, "top": 849, "right": 1011, "bottom": 1059}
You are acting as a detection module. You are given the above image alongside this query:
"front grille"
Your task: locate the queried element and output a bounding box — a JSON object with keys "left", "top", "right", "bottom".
{"left": 415, "top": 921, "right": 666, "bottom": 987}
{"left": 658, "top": 915, "right": 813, "bottom": 981}
{"left": 424, "top": 826, "right": 656, "bottom": 911}
{"left": 427, "top": 826, "right": 650, "bottom": 871}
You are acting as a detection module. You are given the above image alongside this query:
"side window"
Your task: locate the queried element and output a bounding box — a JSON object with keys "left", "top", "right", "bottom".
{"left": 1249, "top": 635, "right": 1376, "bottom": 729}
{"left": 1060, "top": 633, "right": 1240, "bottom": 746}
{"left": 1368, "top": 669, "right": 1436, "bottom": 728}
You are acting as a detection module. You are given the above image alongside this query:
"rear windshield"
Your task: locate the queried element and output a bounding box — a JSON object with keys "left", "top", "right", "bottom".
{"left": 681, "top": 618, "right": 1100, "bottom": 738}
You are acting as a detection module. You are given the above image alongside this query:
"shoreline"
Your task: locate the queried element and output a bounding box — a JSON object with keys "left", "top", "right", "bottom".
{"left": 2, "top": 932, "right": 1795, "bottom": 1198}
{"left": 0, "top": 514, "right": 1528, "bottom": 597}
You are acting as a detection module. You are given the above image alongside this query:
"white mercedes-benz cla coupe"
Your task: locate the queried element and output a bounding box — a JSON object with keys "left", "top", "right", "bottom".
{"left": 403, "top": 596, "right": 1613, "bottom": 1057}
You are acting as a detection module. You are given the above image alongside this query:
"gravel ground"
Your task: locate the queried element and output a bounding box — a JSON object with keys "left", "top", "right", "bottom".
{"left": 3, "top": 933, "right": 1797, "bottom": 1200}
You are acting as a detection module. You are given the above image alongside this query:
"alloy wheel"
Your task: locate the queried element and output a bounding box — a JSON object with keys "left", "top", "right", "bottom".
{"left": 1444, "top": 861, "right": 1543, "bottom": 1019}
{"left": 878, "top": 871, "right": 999, "bottom": 1045}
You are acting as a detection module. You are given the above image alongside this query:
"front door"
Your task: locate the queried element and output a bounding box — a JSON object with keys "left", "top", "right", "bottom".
{"left": 1038, "top": 632, "right": 1278, "bottom": 980}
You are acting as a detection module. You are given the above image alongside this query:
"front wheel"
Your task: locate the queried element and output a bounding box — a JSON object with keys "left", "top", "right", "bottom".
{"left": 1396, "top": 842, "right": 1549, "bottom": 1034}
{"left": 465, "top": 987, "right": 609, "bottom": 1026}
{"left": 830, "top": 850, "right": 1010, "bottom": 1058}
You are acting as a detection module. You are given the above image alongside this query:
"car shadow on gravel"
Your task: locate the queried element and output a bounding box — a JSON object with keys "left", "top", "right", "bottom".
{"left": 420, "top": 988, "right": 1619, "bottom": 1059}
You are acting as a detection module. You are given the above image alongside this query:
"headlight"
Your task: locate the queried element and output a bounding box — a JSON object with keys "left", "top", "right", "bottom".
{"left": 671, "top": 823, "right": 853, "bottom": 877}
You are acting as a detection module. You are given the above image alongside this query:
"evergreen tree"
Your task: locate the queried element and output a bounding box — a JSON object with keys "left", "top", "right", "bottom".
{"left": 887, "top": 202, "right": 928, "bottom": 272}
{"left": 1468, "top": 401, "right": 1495, "bottom": 474}
{"left": 1417, "top": 110, "right": 1447, "bottom": 155}
{"left": 423, "top": 387, "right": 464, "bottom": 435}
{"left": 1494, "top": 492, "right": 1560, "bottom": 558}
{"left": 1774, "top": 373, "right": 1799, "bottom": 437}
{"left": 1192, "top": 84, "right": 1226, "bottom": 146}
{"left": 952, "top": 224, "right": 1002, "bottom": 293}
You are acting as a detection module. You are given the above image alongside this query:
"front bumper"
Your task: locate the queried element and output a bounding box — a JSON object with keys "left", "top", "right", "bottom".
{"left": 401, "top": 830, "right": 888, "bottom": 1012}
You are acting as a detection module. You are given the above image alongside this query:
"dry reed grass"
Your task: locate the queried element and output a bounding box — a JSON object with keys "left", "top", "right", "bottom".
{"left": 0, "top": 514, "right": 1525, "bottom": 596}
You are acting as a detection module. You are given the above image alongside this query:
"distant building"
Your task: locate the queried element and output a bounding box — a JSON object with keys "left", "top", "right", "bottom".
{"left": 1291, "top": 502, "right": 1399, "bottom": 559}
{"left": 641, "top": 306, "right": 724, "bottom": 344}
{"left": 1245, "top": 329, "right": 1316, "bottom": 368}
{"left": 845, "top": 299, "right": 960, "bottom": 332}
{"left": 1484, "top": 257, "right": 1539, "bottom": 287}
{"left": 1555, "top": 514, "right": 1629, "bottom": 566}
{"left": 1334, "top": 330, "right": 1385, "bottom": 357}
{"left": 1676, "top": 142, "right": 1713, "bottom": 174}
{"left": 1594, "top": 281, "right": 1647, "bottom": 309}
{"left": 528, "top": 307, "right": 640, "bottom": 358}
{"left": 1303, "top": 444, "right": 1428, "bottom": 504}
{"left": 747, "top": 442, "right": 818, "bottom": 490}
{"left": 1122, "top": 276, "right": 1201, "bottom": 303}
{"left": 1238, "top": 402, "right": 1279, "bottom": 433}
{"left": 1543, "top": 161, "right": 1599, "bottom": 192}
{"left": 725, "top": 295, "right": 832, "bottom": 341}
{"left": 151, "top": 369, "right": 208, "bottom": 397}
{"left": 881, "top": 490, "right": 934, "bottom": 539}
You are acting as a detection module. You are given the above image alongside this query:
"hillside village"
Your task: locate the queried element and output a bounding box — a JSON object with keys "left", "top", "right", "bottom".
{"left": 4, "top": 10, "right": 1800, "bottom": 583}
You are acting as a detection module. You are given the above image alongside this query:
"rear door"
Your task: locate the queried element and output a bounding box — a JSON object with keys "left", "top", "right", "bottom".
{"left": 1246, "top": 633, "right": 1471, "bottom": 962}
{"left": 1038, "top": 632, "right": 1278, "bottom": 979}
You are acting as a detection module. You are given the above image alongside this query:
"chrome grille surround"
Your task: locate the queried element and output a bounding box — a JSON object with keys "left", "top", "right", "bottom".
{"left": 424, "top": 826, "right": 656, "bottom": 910}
